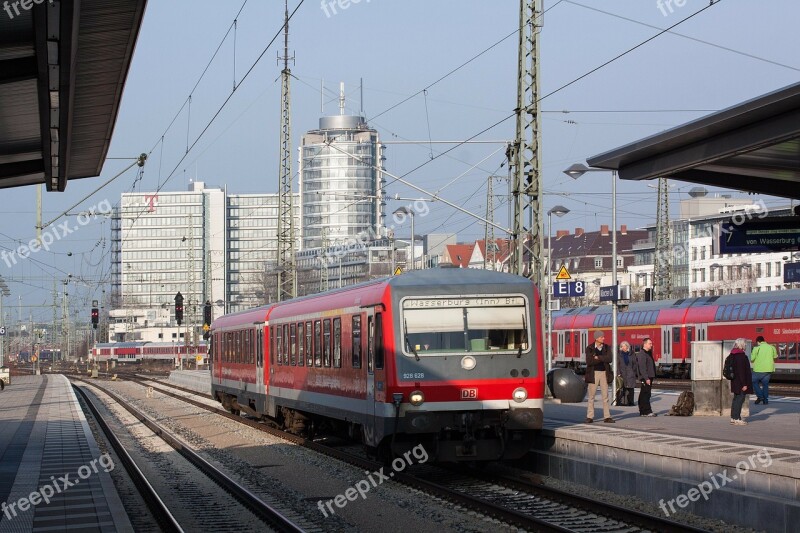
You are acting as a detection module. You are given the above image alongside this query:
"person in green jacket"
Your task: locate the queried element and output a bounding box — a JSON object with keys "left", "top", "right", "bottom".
{"left": 751, "top": 336, "right": 778, "bottom": 405}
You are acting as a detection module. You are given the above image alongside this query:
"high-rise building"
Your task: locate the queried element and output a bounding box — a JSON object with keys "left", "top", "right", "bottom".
{"left": 110, "top": 184, "right": 302, "bottom": 340}
{"left": 299, "top": 113, "right": 386, "bottom": 249}
{"left": 226, "top": 193, "right": 299, "bottom": 311}
{"left": 111, "top": 182, "right": 226, "bottom": 335}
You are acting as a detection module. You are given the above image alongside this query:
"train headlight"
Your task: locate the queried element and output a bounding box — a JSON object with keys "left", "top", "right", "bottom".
{"left": 409, "top": 390, "right": 425, "bottom": 406}
{"left": 512, "top": 387, "right": 528, "bottom": 403}
{"left": 461, "top": 355, "right": 477, "bottom": 371}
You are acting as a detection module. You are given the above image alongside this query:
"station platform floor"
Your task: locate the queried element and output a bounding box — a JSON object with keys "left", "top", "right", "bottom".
{"left": 0, "top": 375, "right": 132, "bottom": 532}
{"left": 545, "top": 389, "right": 800, "bottom": 450}
{"left": 535, "top": 390, "right": 800, "bottom": 531}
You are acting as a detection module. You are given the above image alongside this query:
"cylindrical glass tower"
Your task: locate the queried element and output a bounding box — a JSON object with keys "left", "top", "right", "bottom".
{"left": 300, "top": 115, "right": 385, "bottom": 249}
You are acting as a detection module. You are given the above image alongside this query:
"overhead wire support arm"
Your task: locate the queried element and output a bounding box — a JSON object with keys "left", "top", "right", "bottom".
{"left": 40, "top": 153, "right": 147, "bottom": 231}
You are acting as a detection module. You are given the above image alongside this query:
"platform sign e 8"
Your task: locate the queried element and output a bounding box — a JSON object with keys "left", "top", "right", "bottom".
{"left": 553, "top": 281, "right": 585, "bottom": 298}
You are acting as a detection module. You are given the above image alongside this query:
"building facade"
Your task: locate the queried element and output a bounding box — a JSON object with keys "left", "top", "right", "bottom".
{"left": 629, "top": 197, "right": 794, "bottom": 299}
{"left": 110, "top": 183, "right": 302, "bottom": 340}
{"left": 299, "top": 114, "right": 386, "bottom": 249}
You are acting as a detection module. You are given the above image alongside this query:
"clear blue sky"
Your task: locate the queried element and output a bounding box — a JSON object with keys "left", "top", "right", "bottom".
{"left": 2, "top": 0, "right": 798, "bottom": 322}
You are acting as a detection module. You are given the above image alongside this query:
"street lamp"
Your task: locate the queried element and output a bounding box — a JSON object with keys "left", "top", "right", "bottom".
{"left": 393, "top": 207, "right": 415, "bottom": 271}
{"left": 546, "top": 205, "right": 570, "bottom": 374}
{"left": 564, "top": 163, "right": 619, "bottom": 405}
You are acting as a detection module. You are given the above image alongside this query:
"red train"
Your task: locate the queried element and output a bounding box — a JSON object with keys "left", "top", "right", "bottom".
{"left": 552, "top": 289, "right": 800, "bottom": 378}
{"left": 210, "top": 269, "right": 544, "bottom": 462}
{"left": 91, "top": 342, "right": 208, "bottom": 364}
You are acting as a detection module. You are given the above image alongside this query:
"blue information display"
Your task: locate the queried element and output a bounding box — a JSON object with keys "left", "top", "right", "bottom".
{"left": 785, "top": 262, "right": 800, "bottom": 284}
{"left": 720, "top": 218, "right": 800, "bottom": 253}
{"left": 552, "top": 281, "right": 585, "bottom": 298}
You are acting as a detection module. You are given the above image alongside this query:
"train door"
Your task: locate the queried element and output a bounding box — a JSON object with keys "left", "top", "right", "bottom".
{"left": 577, "top": 330, "right": 588, "bottom": 368}
{"left": 660, "top": 325, "right": 672, "bottom": 363}
{"left": 557, "top": 331, "right": 565, "bottom": 364}
{"left": 364, "top": 310, "right": 377, "bottom": 445}
{"left": 256, "top": 327, "right": 265, "bottom": 395}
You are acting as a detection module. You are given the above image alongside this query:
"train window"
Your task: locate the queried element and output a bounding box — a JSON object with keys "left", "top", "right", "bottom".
{"left": 227, "top": 332, "right": 232, "bottom": 363}
{"left": 721, "top": 305, "right": 733, "bottom": 321}
{"left": 375, "top": 313, "right": 384, "bottom": 370}
{"left": 305, "top": 321, "right": 313, "bottom": 366}
{"left": 772, "top": 301, "right": 785, "bottom": 319}
{"left": 333, "top": 318, "right": 342, "bottom": 368}
{"left": 729, "top": 304, "right": 741, "bottom": 321}
{"left": 367, "top": 316, "right": 374, "bottom": 373}
{"left": 747, "top": 304, "right": 759, "bottom": 320}
{"left": 314, "top": 320, "right": 322, "bottom": 367}
{"left": 687, "top": 326, "right": 694, "bottom": 341}
{"left": 784, "top": 301, "right": 797, "bottom": 319}
{"left": 323, "top": 319, "right": 331, "bottom": 367}
{"left": 737, "top": 304, "right": 750, "bottom": 320}
{"left": 714, "top": 306, "right": 725, "bottom": 321}
{"left": 283, "top": 324, "right": 290, "bottom": 365}
{"left": 257, "top": 330, "right": 263, "bottom": 367}
{"left": 270, "top": 327, "right": 275, "bottom": 364}
{"left": 297, "top": 322, "right": 305, "bottom": 366}
{"left": 574, "top": 332, "right": 580, "bottom": 346}
{"left": 290, "top": 324, "right": 297, "bottom": 366}
{"left": 276, "top": 326, "right": 283, "bottom": 365}
{"left": 794, "top": 301, "right": 800, "bottom": 318}
{"left": 352, "top": 316, "right": 362, "bottom": 368}
{"left": 755, "top": 303, "right": 768, "bottom": 320}
{"left": 564, "top": 332, "right": 570, "bottom": 345}
{"left": 672, "top": 328, "right": 681, "bottom": 343}
{"left": 243, "top": 330, "right": 250, "bottom": 364}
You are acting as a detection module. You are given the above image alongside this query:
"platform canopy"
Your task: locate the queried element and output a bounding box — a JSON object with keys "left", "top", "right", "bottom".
{"left": 0, "top": 0, "right": 147, "bottom": 191}
{"left": 587, "top": 81, "right": 800, "bottom": 200}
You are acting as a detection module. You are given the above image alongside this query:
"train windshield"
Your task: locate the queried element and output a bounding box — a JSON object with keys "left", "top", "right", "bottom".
{"left": 401, "top": 295, "right": 530, "bottom": 356}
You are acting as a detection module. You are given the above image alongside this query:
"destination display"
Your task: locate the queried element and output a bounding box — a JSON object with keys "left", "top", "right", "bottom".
{"left": 720, "top": 217, "right": 800, "bottom": 253}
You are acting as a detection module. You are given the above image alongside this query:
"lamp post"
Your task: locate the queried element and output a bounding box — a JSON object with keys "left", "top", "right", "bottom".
{"left": 393, "top": 207, "right": 415, "bottom": 271}
{"left": 564, "top": 163, "right": 618, "bottom": 405}
{"left": 546, "top": 205, "right": 570, "bottom": 374}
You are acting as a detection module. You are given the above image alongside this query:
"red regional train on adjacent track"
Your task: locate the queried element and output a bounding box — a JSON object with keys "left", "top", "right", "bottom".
{"left": 91, "top": 342, "right": 208, "bottom": 365}
{"left": 210, "top": 269, "right": 544, "bottom": 462}
{"left": 552, "top": 289, "right": 800, "bottom": 378}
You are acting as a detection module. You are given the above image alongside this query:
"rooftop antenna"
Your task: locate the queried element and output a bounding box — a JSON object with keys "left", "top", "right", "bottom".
{"left": 360, "top": 77, "right": 364, "bottom": 115}
{"left": 339, "top": 81, "right": 346, "bottom": 115}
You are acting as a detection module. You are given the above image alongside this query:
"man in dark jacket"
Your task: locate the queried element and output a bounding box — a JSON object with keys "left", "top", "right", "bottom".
{"left": 616, "top": 341, "right": 636, "bottom": 406}
{"left": 729, "top": 338, "right": 753, "bottom": 425}
{"left": 584, "top": 330, "right": 614, "bottom": 423}
{"left": 634, "top": 338, "right": 657, "bottom": 416}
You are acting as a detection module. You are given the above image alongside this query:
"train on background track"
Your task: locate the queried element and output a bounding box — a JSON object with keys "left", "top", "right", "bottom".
{"left": 552, "top": 289, "right": 800, "bottom": 379}
{"left": 210, "top": 269, "right": 544, "bottom": 462}
{"left": 91, "top": 341, "right": 208, "bottom": 365}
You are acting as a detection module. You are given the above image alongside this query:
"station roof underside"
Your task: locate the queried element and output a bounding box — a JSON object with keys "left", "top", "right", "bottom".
{"left": 587, "top": 81, "right": 800, "bottom": 200}
{"left": 0, "top": 0, "right": 146, "bottom": 192}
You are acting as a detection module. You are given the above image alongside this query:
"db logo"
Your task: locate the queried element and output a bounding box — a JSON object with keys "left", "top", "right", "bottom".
{"left": 461, "top": 388, "right": 478, "bottom": 399}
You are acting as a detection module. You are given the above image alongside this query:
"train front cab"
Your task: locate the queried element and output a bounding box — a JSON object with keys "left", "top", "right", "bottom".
{"left": 382, "top": 279, "right": 544, "bottom": 463}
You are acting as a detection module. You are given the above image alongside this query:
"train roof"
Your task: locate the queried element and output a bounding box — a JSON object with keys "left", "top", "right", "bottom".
{"left": 555, "top": 288, "right": 800, "bottom": 317}
{"left": 213, "top": 269, "right": 537, "bottom": 328}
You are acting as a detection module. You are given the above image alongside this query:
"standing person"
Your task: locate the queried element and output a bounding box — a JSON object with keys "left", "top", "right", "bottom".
{"left": 616, "top": 341, "right": 636, "bottom": 406}
{"left": 750, "top": 336, "right": 778, "bottom": 405}
{"left": 584, "top": 330, "right": 614, "bottom": 423}
{"left": 730, "top": 338, "right": 753, "bottom": 425}
{"left": 634, "top": 338, "right": 657, "bottom": 417}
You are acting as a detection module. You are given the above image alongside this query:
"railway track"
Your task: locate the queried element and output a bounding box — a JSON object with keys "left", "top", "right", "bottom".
{"left": 117, "top": 374, "right": 709, "bottom": 533}
{"left": 71, "top": 379, "right": 306, "bottom": 533}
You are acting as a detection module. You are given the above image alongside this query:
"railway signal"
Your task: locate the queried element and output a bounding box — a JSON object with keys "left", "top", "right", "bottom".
{"left": 203, "top": 300, "right": 212, "bottom": 339}
{"left": 174, "top": 292, "right": 184, "bottom": 326}
{"left": 91, "top": 308, "right": 99, "bottom": 329}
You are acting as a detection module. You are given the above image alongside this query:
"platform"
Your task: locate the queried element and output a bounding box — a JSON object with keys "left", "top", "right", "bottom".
{"left": 524, "top": 390, "right": 800, "bottom": 532}
{"left": 0, "top": 375, "right": 132, "bottom": 532}
{"left": 168, "top": 370, "right": 211, "bottom": 395}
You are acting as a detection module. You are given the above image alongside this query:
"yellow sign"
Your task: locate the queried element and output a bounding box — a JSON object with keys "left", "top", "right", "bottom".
{"left": 202, "top": 324, "right": 210, "bottom": 331}
{"left": 555, "top": 265, "right": 571, "bottom": 280}
{"left": 195, "top": 355, "right": 203, "bottom": 363}
{"left": 31, "top": 355, "right": 38, "bottom": 362}
{"left": 394, "top": 267, "right": 403, "bottom": 275}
